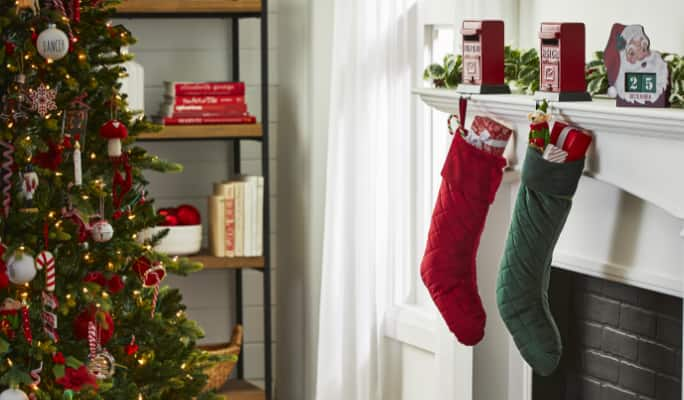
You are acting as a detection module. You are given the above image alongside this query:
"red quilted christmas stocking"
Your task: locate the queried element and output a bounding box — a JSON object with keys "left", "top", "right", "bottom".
{"left": 420, "top": 108, "right": 509, "bottom": 346}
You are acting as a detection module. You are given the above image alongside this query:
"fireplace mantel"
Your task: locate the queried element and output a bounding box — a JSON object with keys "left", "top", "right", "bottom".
{"left": 413, "top": 88, "right": 684, "bottom": 220}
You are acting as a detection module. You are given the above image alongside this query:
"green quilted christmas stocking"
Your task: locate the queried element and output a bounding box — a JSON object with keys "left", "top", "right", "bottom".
{"left": 496, "top": 147, "right": 584, "bottom": 376}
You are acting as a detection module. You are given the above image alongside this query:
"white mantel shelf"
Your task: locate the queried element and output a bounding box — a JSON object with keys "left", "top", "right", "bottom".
{"left": 413, "top": 88, "right": 684, "bottom": 220}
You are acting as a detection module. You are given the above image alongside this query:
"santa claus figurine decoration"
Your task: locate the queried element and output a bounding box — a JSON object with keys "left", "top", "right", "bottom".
{"left": 604, "top": 24, "right": 670, "bottom": 108}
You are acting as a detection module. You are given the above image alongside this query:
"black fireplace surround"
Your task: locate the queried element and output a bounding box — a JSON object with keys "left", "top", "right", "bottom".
{"left": 533, "top": 268, "right": 682, "bottom": 400}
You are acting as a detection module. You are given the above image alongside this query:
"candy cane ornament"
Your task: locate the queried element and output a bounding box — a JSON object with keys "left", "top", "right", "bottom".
{"left": 87, "top": 321, "right": 97, "bottom": 358}
{"left": 0, "top": 141, "right": 15, "bottom": 218}
{"left": 36, "top": 250, "right": 56, "bottom": 292}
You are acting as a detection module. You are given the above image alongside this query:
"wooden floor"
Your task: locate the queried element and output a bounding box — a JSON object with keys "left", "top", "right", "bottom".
{"left": 218, "top": 380, "right": 265, "bottom": 399}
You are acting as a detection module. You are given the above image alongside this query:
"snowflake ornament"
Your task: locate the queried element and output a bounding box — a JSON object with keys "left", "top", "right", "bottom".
{"left": 29, "top": 83, "right": 57, "bottom": 117}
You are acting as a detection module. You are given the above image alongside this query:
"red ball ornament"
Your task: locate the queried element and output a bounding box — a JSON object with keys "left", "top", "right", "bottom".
{"left": 132, "top": 257, "right": 166, "bottom": 288}
{"left": 73, "top": 306, "right": 114, "bottom": 345}
{"left": 176, "top": 204, "right": 201, "bottom": 226}
{"left": 162, "top": 214, "right": 179, "bottom": 227}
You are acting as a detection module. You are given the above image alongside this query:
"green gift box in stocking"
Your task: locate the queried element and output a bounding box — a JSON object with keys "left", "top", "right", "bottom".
{"left": 496, "top": 114, "right": 592, "bottom": 376}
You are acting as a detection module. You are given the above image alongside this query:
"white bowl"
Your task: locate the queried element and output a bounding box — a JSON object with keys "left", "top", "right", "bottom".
{"left": 147, "top": 225, "right": 202, "bottom": 256}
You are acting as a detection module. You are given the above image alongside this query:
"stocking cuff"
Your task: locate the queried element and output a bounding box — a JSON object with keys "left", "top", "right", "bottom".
{"left": 522, "top": 147, "right": 585, "bottom": 197}
{"left": 441, "top": 134, "right": 507, "bottom": 204}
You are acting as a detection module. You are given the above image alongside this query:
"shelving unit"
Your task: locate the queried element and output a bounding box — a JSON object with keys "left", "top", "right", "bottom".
{"left": 138, "top": 124, "right": 262, "bottom": 141}
{"left": 118, "top": 1, "right": 272, "bottom": 399}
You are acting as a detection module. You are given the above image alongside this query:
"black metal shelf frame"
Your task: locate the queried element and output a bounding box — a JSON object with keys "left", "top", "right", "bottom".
{"left": 118, "top": 5, "right": 273, "bottom": 399}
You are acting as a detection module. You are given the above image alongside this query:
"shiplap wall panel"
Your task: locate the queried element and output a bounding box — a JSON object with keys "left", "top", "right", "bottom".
{"left": 117, "top": 12, "right": 280, "bottom": 388}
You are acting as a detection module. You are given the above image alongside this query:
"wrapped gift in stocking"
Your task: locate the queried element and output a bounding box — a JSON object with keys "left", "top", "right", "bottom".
{"left": 421, "top": 99, "right": 512, "bottom": 346}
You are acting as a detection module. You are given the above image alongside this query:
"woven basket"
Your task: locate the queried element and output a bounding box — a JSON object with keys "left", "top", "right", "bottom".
{"left": 199, "top": 325, "right": 243, "bottom": 391}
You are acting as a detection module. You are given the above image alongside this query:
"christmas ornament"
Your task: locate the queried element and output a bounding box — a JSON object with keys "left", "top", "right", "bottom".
{"left": 42, "top": 310, "right": 58, "bottom": 342}
{"left": 90, "top": 219, "right": 113, "bottom": 243}
{"left": 41, "top": 290, "right": 59, "bottom": 342}
{"left": 497, "top": 128, "right": 588, "bottom": 376}
{"left": 4, "top": 42, "right": 15, "bottom": 56}
{"left": 176, "top": 204, "right": 201, "bottom": 225}
{"left": 604, "top": 24, "right": 670, "bottom": 107}
{"left": 28, "top": 83, "right": 57, "bottom": 117}
{"left": 420, "top": 98, "right": 510, "bottom": 346}
{"left": 87, "top": 322, "right": 115, "bottom": 379}
{"left": 132, "top": 257, "right": 166, "bottom": 288}
{"left": 99, "top": 120, "right": 128, "bottom": 158}
{"left": 112, "top": 155, "right": 132, "bottom": 210}
{"left": 0, "top": 142, "right": 14, "bottom": 217}
{"left": 15, "top": 0, "right": 39, "bottom": 15}
{"left": 125, "top": 335, "right": 138, "bottom": 355}
{"left": 73, "top": 141, "right": 82, "bottom": 185}
{"left": 534, "top": 22, "right": 591, "bottom": 102}
{"left": 21, "top": 305, "right": 32, "bottom": 344}
{"left": 32, "top": 141, "right": 64, "bottom": 171}
{"left": 63, "top": 93, "right": 90, "bottom": 150}
{"left": 62, "top": 204, "right": 89, "bottom": 243}
{"left": 36, "top": 251, "right": 56, "bottom": 292}
{"left": 88, "top": 348, "right": 115, "bottom": 380}
{"left": 73, "top": 307, "right": 114, "bottom": 344}
{"left": 0, "top": 243, "right": 9, "bottom": 290}
{"left": 73, "top": 0, "right": 81, "bottom": 22}
{"left": 29, "top": 362, "right": 43, "bottom": 386}
{"left": 0, "top": 388, "right": 28, "bottom": 400}
{"left": 20, "top": 165, "right": 39, "bottom": 213}
{"left": 7, "top": 253, "right": 37, "bottom": 285}
{"left": 36, "top": 24, "right": 69, "bottom": 61}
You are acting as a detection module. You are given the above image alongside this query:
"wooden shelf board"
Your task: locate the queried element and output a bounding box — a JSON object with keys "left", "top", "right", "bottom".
{"left": 137, "top": 123, "right": 262, "bottom": 141}
{"left": 218, "top": 380, "right": 264, "bottom": 400}
{"left": 117, "top": 0, "right": 262, "bottom": 14}
{"left": 190, "top": 250, "right": 264, "bottom": 270}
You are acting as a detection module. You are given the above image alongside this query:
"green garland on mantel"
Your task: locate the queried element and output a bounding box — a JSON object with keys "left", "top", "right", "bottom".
{"left": 424, "top": 46, "right": 684, "bottom": 107}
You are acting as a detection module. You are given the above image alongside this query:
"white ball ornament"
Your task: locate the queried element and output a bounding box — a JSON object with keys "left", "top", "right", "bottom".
{"left": 0, "top": 388, "right": 29, "bottom": 400}
{"left": 36, "top": 23, "right": 69, "bottom": 61}
{"left": 7, "top": 253, "right": 37, "bottom": 285}
{"left": 91, "top": 220, "right": 114, "bottom": 243}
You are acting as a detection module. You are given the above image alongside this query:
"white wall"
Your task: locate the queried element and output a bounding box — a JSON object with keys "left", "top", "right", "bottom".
{"left": 517, "top": 0, "right": 684, "bottom": 54}
{"left": 118, "top": 11, "right": 279, "bottom": 390}
{"left": 277, "top": 0, "right": 333, "bottom": 399}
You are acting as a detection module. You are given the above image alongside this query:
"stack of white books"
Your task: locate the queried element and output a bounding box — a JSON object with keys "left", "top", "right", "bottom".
{"left": 209, "top": 176, "right": 264, "bottom": 257}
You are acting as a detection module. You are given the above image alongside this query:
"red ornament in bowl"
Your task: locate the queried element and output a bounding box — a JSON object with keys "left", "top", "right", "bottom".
{"left": 176, "top": 204, "right": 201, "bottom": 226}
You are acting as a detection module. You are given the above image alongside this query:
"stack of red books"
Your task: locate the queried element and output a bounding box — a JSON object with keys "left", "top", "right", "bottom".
{"left": 160, "top": 81, "right": 257, "bottom": 125}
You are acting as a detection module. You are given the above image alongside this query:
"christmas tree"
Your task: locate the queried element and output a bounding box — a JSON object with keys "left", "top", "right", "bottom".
{"left": 0, "top": 1, "right": 219, "bottom": 399}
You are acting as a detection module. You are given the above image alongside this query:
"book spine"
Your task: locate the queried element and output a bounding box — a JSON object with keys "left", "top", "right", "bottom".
{"left": 166, "top": 111, "right": 249, "bottom": 119}
{"left": 161, "top": 103, "right": 248, "bottom": 117}
{"left": 162, "top": 115, "right": 257, "bottom": 125}
{"left": 224, "top": 184, "right": 235, "bottom": 257}
{"left": 234, "top": 182, "right": 245, "bottom": 257}
{"left": 256, "top": 177, "right": 264, "bottom": 256}
{"left": 167, "top": 95, "right": 246, "bottom": 106}
{"left": 209, "top": 196, "right": 225, "bottom": 258}
{"left": 243, "top": 179, "right": 254, "bottom": 257}
{"left": 166, "top": 82, "right": 246, "bottom": 96}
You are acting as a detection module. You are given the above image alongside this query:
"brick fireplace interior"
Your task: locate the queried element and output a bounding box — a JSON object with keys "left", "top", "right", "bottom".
{"left": 533, "top": 268, "right": 683, "bottom": 400}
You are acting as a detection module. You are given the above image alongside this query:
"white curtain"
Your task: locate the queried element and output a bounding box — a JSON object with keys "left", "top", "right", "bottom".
{"left": 315, "top": 1, "right": 416, "bottom": 399}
